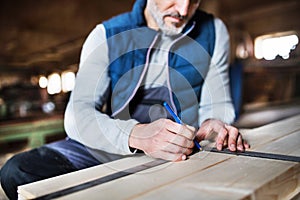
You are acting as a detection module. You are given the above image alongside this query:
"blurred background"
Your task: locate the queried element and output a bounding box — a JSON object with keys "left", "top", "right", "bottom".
{"left": 0, "top": 0, "right": 300, "bottom": 198}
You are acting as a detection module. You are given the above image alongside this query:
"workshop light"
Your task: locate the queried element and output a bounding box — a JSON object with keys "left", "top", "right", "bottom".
{"left": 61, "top": 71, "right": 75, "bottom": 92}
{"left": 38, "top": 76, "right": 48, "bottom": 89}
{"left": 47, "top": 73, "right": 61, "bottom": 95}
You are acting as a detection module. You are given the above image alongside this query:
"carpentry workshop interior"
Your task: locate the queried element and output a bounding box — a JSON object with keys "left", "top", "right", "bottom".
{"left": 0, "top": 0, "right": 300, "bottom": 199}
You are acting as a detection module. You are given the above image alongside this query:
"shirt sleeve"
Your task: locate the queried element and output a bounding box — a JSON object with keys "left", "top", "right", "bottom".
{"left": 198, "top": 18, "right": 235, "bottom": 125}
{"left": 64, "top": 24, "right": 139, "bottom": 155}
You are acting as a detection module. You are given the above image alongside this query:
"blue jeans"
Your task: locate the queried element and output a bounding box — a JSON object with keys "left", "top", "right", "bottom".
{"left": 0, "top": 139, "right": 102, "bottom": 200}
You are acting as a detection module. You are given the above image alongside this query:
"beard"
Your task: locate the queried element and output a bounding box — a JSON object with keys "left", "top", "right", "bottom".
{"left": 147, "top": 1, "right": 187, "bottom": 36}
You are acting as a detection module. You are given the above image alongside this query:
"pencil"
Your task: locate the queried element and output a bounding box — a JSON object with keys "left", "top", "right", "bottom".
{"left": 163, "top": 102, "right": 202, "bottom": 151}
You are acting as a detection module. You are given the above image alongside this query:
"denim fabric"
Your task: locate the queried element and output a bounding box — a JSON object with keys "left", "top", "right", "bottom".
{"left": 0, "top": 146, "right": 77, "bottom": 200}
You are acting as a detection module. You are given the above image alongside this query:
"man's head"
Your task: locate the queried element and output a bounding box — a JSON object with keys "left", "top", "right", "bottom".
{"left": 145, "top": 0, "right": 201, "bottom": 36}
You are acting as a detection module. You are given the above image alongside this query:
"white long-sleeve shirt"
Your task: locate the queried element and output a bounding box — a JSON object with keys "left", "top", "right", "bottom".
{"left": 64, "top": 18, "right": 235, "bottom": 156}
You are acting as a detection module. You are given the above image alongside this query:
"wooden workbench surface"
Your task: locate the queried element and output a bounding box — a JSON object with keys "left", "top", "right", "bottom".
{"left": 18, "top": 115, "right": 300, "bottom": 200}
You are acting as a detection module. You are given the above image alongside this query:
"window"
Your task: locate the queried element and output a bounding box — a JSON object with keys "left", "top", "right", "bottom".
{"left": 254, "top": 31, "right": 299, "bottom": 60}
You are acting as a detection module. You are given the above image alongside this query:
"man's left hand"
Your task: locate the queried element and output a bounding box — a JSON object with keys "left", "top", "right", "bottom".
{"left": 195, "top": 119, "right": 250, "bottom": 151}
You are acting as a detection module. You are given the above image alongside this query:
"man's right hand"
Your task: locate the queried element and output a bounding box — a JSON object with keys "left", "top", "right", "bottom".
{"left": 129, "top": 119, "right": 195, "bottom": 161}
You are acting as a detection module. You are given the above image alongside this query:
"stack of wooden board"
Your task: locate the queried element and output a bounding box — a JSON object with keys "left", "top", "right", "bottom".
{"left": 18, "top": 115, "right": 300, "bottom": 199}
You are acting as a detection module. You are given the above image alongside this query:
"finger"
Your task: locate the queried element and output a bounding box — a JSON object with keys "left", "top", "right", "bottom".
{"left": 163, "top": 142, "right": 194, "bottom": 155}
{"left": 165, "top": 134, "right": 194, "bottom": 149}
{"left": 243, "top": 140, "right": 250, "bottom": 149}
{"left": 151, "top": 150, "right": 187, "bottom": 162}
{"left": 237, "top": 134, "right": 244, "bottom": 151}
{"left": 177, "top": 126, "right": 195, "bottom": 140}
{"left": 196, "top": 123, "right": 214, "bottom": 141}
{"left": 164, "top": 119, "right": 182, "bottom": 134}
{"left": 165, "top": 120, "right": 195, "bottom": 140}
{"left": 216, "top": 127, "right": 228, "bottom": 150}
{"left": 227, "top": 126, "right": 239, "bottom": 151}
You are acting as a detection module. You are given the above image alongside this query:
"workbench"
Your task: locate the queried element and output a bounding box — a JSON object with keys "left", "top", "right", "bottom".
{"left": 18, "top": 115, "right": 300, "bottom": 200}
{"left": 0, "top": 116, "right": 64, "bottom": 148}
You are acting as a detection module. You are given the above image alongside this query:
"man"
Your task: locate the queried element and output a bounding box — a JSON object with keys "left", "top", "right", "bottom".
{"left": 1, "top": 0, "right": 249, "bottom": 199}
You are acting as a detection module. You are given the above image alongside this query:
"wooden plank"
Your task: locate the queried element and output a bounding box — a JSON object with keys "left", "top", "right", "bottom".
{"left": 129, "top": 127, "right": 300, "bottom": 200}
{"left": 46, "top": 152, "right": 235, "bottom": 200}
{"left": 239, "top": 114, "right": 300, "bottom": 150}
{"left": 18, "top": 155, "right": 156, "bottom": 199}
{"left": 132, "top": 158, "right": 299, "bottom": 200}
{"left": 49, "top": 130, "right": 300, "bottom": 200}
{"left": 18, "top": 152, "right": 235, "bottom": 199}
{"left": 18, "top": 115, "right": 300, "bottom": 199}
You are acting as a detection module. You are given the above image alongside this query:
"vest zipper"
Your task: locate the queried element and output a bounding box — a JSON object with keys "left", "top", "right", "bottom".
{"left": 112, "top": 33, "right": 160, "bottom": 117}
{"left": 166, "top": 22, "right": 196, "bottom": 115}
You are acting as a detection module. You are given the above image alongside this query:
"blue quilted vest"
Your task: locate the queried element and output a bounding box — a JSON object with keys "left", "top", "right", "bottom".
{"left": 103, "top": 0, "right": 215, "bottom": 127}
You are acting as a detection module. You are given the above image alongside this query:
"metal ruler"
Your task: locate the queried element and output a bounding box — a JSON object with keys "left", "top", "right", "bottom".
{"left": 207, "top": 147, "right": 300, "bottom": 162}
